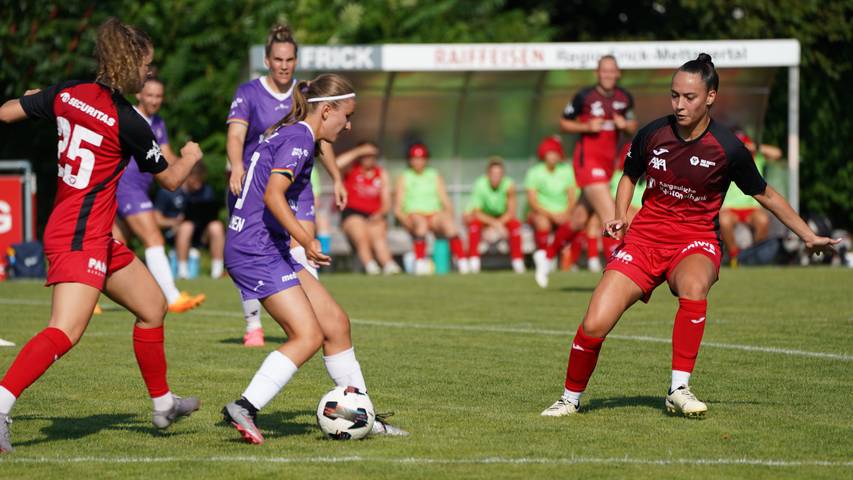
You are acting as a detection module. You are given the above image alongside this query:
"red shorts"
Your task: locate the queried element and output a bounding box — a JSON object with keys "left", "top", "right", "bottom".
{"left": 46, "top": 238, "right": 136, "bottom": 290}
{"left": 727, "top": 207, "right": 758, "bottom": 224}
{"left": 605, "top": 239, "right": 722, "bottom": 303}
{"left": 573, "top": 148, "right": 614, "bottom": 188}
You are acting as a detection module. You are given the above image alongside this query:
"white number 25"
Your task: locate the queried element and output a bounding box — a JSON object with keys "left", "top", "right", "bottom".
{"left": 56, "top": 115, "right": 103, "bottom": 189}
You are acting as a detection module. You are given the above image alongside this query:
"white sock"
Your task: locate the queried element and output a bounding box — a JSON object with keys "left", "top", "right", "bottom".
{"left": 671, "top": 370, "right": 691, "bottom": 393}
{"left": 290, "top": 246, "right": 318, "bottom": 279}
{"left": 562, "top": 388, "right": 582, "bottom": 406}
{"left": 323, "top": 347, "right": 367, "bottom": 392}
{"left": 243, "top": 298, "right": 262, "bottom": 333}
{"left": 211, "top": 259, "right": 224, "bottom": 278}
{"left": 242, "top": 350, "right": 299, "bottom": 410}
{"left": 178, "top": 261, "right": 189, "bottom": 279}
{"left": 145, "top": 246, "right": 181, "bottom": 304}
{"left": 152, "top": 391, "right": 174, "bottom": 412}
{"left": 0, "top": 386, "right": 16, "bottom": 415}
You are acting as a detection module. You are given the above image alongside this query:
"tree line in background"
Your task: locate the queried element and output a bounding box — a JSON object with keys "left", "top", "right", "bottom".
{"left": 1, "top": 0, "right": 850, "bottom": 231}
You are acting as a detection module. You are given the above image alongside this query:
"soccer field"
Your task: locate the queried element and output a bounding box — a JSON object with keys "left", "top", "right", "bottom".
{"left": 0, "top": 268, "right": 850, "bottom": 479}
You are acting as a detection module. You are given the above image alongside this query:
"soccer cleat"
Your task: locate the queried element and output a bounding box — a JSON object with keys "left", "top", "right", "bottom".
{"left": 587, "top": 256, "right": 602, "bottom": 273}
{"left": 382, "top": 261, "right": 402, "bottom": 275}
{"left": 93, "top": 303, "right": 104, "bottom": 315}
{"left": 152, "top": 394, "right": 200, "bottom": 429}
{"left": 469, "top": 256, "right": 482, "bottom": 274}
{"left": 511, "top": 258, "right": 526, "bottom": 274}
{"left": 222, "top": 401, "right": 264, "bottom": 444}
{"left": 370, "top": 412, "right": 409, "bottom": 436}
{"left": 0, "top": 414, "right": 13, "bottom": 453}
{"left": 414, "top": 259, "right": 431, "bottom": 276}
{"left": 0, "top": 338, "right": 15, "bottom": 347}
{"left": 168, "top": 292, "right": 206, "bottom": 313}
{"left": 243, "top": 328, "right": 265, "bottom": 347}
{"left": 665, "top": 385, "right": 708, "bottom": 417}
{"left": 540, "top": 396, "right": 579, "bottom": 417}
{"left": 533, "top": 249, "right": 550, "bottom": 288}
{"left": 457, "top": 257, "right": 471, "bottom": 274}
{"left": 365, "top": 261, "right": 381, "bottom": 275}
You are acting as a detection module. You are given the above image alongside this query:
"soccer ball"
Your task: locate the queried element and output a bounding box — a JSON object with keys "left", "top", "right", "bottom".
{"left": 316, "top": 386, "right": 375, "bottom": 440}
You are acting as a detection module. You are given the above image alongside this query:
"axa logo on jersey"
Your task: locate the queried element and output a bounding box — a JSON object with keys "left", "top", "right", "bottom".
{"left": 87, "top": 257, "right": 107, "bottom": 276}
{"left": 650, "top": 147, "right": 668, "bottom": 171}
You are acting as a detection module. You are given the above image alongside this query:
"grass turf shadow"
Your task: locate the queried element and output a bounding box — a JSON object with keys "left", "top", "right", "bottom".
{"left": 582, "top": 395, "right": 665, "bottom": 414}
{"left": 13, "top": 412, "right": 189, "bottom": 447}
{"left": 220, "top": 409, "right": 317, "bottom": 443}
{"left": 219, "top": 336, "right": 289, "bottom": 345}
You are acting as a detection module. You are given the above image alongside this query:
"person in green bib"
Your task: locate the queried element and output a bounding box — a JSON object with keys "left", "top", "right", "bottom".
{"left": 719, "top": 131, "right": 780, "bottom": 264}
{"left": 464, "top": 157, "right": 525, "bottom": 274}
{"left": 394, "top": 143, "right": 468, "bottom": 275}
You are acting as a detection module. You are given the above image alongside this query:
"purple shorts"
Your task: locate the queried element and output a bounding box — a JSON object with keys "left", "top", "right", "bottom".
{"left": 117, "top": 189, "right": 154, "bottom": 218}
{"left": 227, "top": 254, "right": 305, "bottom": 301}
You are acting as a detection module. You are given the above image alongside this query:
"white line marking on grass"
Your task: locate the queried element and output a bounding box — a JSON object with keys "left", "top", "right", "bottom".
{"left": 0, "top": 298, "right": 849, "bottom": 361}
{"left": 0, "top": 455, "right": 850, "bottom": 467}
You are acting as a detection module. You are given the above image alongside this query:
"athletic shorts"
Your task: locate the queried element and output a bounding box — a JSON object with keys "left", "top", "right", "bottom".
{"left": 605, "top": 239, "right": 722, "bottom": 303}
{"left": 227, "top": 254, "right": 305, "bottom": 301}
{"left": 116, "top": 189, "right": 154, "bottom": 218}
{"left": 45, "top": 238, "right": 136, "bottom": 290}
{"left": 727, "top": 207, "right": 758, "bottom": 224}
{"left": 573, "top": 148, "right": 614, "bottom": 188}
{"left": 291, "top": 199, "right": 316, "bottom": 222}
{"left": 340, "top": 207, "right": 378, "bottom": 224}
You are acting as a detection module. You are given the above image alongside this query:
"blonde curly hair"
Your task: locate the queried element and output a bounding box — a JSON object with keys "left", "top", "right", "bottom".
{"left": 94, "top": 18, "right": 152, "bottom": 94}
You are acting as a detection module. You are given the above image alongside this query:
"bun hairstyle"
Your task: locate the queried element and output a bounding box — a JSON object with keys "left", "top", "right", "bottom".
{"left": 95, "top": 17, "right": 152, "bottom": 94}
{"left": 263, "top": 73, "right": 356, "bottom": 138}
{"left": 677, "top": 53, "right": 719, "bottom": 92}
{"left": 265, "top": 24, "right": 298, "bottom": 57}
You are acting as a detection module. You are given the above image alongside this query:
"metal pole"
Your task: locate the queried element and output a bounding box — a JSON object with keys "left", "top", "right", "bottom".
{"left": 787, "top": 66, "right": 800, "bottom": 213}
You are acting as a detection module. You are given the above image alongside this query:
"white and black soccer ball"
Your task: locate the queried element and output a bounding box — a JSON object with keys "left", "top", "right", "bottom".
{"left": 316, "top": 386, "right": 375, "bottom": 440}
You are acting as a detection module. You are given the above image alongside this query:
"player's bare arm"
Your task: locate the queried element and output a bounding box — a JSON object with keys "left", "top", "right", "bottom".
{"left": 154, "top": 141, "right": 203, "bottom": 191}
{"left": 318, "top": 140, "right": 347, "bottom": 210}
{"left": 606, "top": 174, "right": 636, "bottom": 239}
{"left": 753, "top": 185, "right": 840, "bottom": 255}
{"left": 0, "top": 89, "right": 41, "bottom": 123}
{"left": 226, "top": 122, "right": 248, "bottom": 195}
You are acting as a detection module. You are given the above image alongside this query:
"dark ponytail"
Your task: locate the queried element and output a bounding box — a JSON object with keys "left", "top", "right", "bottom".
{"left": 677, "top": 53, "right": 719, "bottom": 92}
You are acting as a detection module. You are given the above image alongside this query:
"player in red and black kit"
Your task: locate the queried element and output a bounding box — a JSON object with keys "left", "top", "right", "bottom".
{"left": 0, "top": 18, "right": 204, "bottom": 453}
{"left": 559, "top": 55, "right": 637, "bottom": 255}
{"left": 541, "top": 54, "right": 839, "bottom": 418}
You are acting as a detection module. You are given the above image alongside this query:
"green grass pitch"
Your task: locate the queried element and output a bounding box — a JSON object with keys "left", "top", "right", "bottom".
{"left": 0, "top": 267, "right": 851, "bottom": 479}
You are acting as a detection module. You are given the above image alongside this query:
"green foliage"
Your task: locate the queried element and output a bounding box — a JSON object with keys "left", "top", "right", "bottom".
{"left": 0, "top": 0, "right": 850, "bottom": 229}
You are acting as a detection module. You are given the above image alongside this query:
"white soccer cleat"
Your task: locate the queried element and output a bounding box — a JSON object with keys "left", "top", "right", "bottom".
{"left": 533, "top": 249, "right": 550, "bottom": 288}
{"left": 382, "top": 261, "right": 402, "bottom": 275}
{"left": 414, "top": 259, "right": 431, "bottom": 276}
{"left": 365, "top": 260, "right": 381, "bottom": 275}
{"left": 0, "top": 338, "right": 14, "bottom": 347}
{"left": 587, "top": 256, "right": 602, "bottom": 273}
{"left": 540, "top": 396, "right": 579, "bottom": 417}
{"left": 665, "top": 385, "right": 708, "bottom": 417}
{"left": 469, "top": 256, "right": 481, "bottom": 274}
{"left": 511, "top": 258, "right": 526, "bottom": 274}
{"left": 457, "top": 257, "right": 471, "bottom": 274}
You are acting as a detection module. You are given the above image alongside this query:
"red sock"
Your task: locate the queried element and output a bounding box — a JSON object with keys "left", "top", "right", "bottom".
{"left": 534, "top": 230, "right": 550, "bottom": 251}
{"left": 413, "top": 238, "right": 426, "bottom": 259}
{"left": 564, "top": 325, "right": 606, "bottom": 392}
{"left": 586, "top": 234, "right": 599, "bottom": 260}
{"left": 672, "top": 298, "right": 707, "bottom": 373}
{"left": 467, "top": 221, "right": 481, "bottom": 258}
{"left": 449, "top": 236, "right": 465, "bottom": 260}
{"left": 506, "top": 219, "right": 523, "bottom": 260}
{"left": 568, "top": 238, "right": 583, "bottom": 267}
{"left": 133, "top": 325, "right": 170, "bottom": 398}
{"left": 547, "top": 224, "right": 579, "bottom": 259}
{"left": 729, "top": 246, "right": 740, "bottom": 259}
{"left": 0, "top": 328, "right": 73, "bottom": 397}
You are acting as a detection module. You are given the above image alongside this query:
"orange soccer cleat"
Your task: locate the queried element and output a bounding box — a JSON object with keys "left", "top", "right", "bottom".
{"left": 168, "top": 292, "right": 206, "bottom": 313}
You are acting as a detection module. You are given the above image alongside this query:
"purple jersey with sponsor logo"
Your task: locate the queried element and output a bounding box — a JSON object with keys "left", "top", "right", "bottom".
{"left": 225, "top": 121, "right": 316, "bottom": 266}
{"left": 227, "top": 77, "right": 297, "bottom": 167}
{"left": 116, "top": 110, "right": 169, "bottom": 216}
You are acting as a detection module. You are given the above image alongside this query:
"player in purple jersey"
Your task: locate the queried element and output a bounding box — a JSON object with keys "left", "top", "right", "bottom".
{"left": 113, "top": 78, "right": 205, "bottom": 313}
{"left": 221, "top": 74, "right": 407, "bottom": 444}
{"left": 225, "top": 24, "right": 347, "bottom": 347}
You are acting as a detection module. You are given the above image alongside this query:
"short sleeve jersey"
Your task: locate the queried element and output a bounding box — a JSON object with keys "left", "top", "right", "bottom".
{"left": 524, "top": 163, "right": 575, "bottom": 213}
{"left": 155, "top": 187, "right": 187, "bottom": 218}
{"left": 468, "top": 175, "right": 513, "bottom": 217}
{"left": 345, "top": 163, "right": 385, "bottom": 215}
{"left": 226, "top": 77, "right": 297, "bottom": 167}
{"left": 20, "top": 81, "right": 166, "bottom": 253}
{"left": 225, "top": 121, "right": 316, "bottom": 264}
{"left": 118, "top": 109, "right": 170, "bottom": 195}
{"left": 563, "top": 86, "right": 634, "bottom": 160}
{"left": 722, "top": 153, "right": 767, "bottom": 209}
{"left": 401, "top": 167, "right": 442, "bottom": 214}
{"left": 623, "top": 115, "right": 767, "bottom": 247}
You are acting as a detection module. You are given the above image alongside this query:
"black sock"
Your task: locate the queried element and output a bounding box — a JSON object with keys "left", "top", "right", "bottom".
{"left": 237, "top": 397, "right": 259, "bottom": 419}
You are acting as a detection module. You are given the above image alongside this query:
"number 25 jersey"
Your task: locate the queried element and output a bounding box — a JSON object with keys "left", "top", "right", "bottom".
{"left": 20, "top": 81, "right": 167, "bottom": 253}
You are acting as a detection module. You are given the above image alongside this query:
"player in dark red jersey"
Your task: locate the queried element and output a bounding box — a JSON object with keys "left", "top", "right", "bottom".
{"left": 0, "top": 18, "right": 203, "bottom": 453}
{"left": 541, "top": 54, "right": 840, "bottom": 418}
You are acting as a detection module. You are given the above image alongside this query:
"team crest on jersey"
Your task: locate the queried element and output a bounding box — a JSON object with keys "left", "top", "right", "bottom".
{"left": 689, "top": 156, "right": 716, "bottom": 168}
{"left": 591, "top": 100, "right": 605, "bottom": 117}
{"left": 230, "top": 98, "right": 243, "bottom": 109}
{"left": 146, "top": 141, "right": 162, "bottom": 164}
{"left": 612, "top": 100, "right": 627, "bottom": 111}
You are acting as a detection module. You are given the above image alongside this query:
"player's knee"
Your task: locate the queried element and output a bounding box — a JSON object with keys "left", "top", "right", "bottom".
{"left": 580, "top": 318, "right": 608, "bottom": 339}
{"left": 676, "top": 280, "right": 710, "bottom": 300}
{"left": 719, "top": 212, "right": 735, "bottom": 230}
{"left": 208, "top": 220, "right": 225, "bottom": 238}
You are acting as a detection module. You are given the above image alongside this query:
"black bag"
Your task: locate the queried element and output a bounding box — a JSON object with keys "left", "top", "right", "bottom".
{"left": 9, "top": 241, "right": 46, "bottom": 278}
{"left": 737, "top": 238, "right": 781, "bottom": 266}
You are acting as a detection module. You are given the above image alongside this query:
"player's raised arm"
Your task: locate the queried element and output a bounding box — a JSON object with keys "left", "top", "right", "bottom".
{"left": 0, "top": 99, "right": 27, "bottom": 123}
{"left": 753, "top": 185, "right": 840, "bottom": 255}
